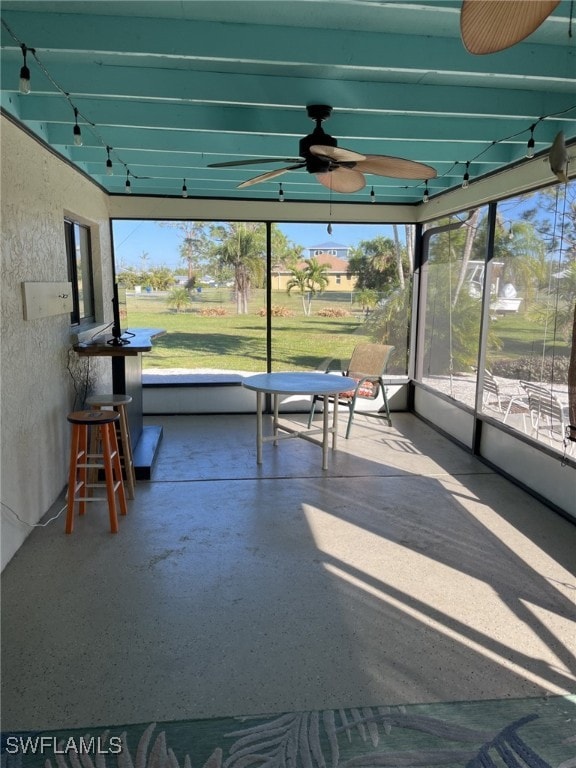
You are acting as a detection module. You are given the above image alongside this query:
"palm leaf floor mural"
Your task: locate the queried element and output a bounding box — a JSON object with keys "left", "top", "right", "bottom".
{"left": 2, "top": 697, "right": 575, "bottom": 768}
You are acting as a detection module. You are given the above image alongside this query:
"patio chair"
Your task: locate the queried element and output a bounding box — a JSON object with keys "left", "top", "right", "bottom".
{"left": 521, "top": 383, "right": 572, "bottom": 454}
{"left": 482, "top": 370, "right": 528, "bottom": 424}
{"left": 308, "top": 343, "right": 394, "bottom": 438}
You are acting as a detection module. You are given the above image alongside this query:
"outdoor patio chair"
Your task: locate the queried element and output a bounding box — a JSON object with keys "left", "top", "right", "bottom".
{"left": 482, "top": 370, "right": 528, "bottom": 424}
{"left": 521, "top": 383, "right": 573, "bottom": 454}
{"left": 308, "top": 343, "right": 394, "bottom": 438}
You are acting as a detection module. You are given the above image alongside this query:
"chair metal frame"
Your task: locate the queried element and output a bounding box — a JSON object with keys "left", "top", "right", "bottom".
{"left": 521, "top": 383, "right": 572, "bottom": 453}
{"left": 482, "top": 370, "right": 528, "bottom": 424}
{"left": 308, "top": 343, "right": 394, "bottom": 438}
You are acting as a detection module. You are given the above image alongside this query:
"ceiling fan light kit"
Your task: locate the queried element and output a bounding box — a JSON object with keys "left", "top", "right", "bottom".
{"left": 208, "top": 104, "right": 437, "bottom": 195}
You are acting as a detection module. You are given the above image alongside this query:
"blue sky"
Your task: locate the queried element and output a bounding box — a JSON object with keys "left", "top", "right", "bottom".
{"left": 112, "top": 220, "right": 400, "bottom": 270}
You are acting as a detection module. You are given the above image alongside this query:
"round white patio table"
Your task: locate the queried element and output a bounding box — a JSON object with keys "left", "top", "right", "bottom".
{"left": 242, "top": 372, "right": 358, "bottom": 470}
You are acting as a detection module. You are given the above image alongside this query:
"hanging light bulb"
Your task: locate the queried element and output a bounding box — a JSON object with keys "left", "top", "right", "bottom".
{"left": 182, "top": 179, "right": 188, "bottom": 198}
{"left": 125, "top": 171, "right": 131, "bottom": 194}
{"left": 105, "top": 146, "right": 113, "bottom": 176}
{"left": 19, "top": 44, "right": 31, "bottom": 94}
{"left": 73, "top": 108, "right": 82, "bottom": 146}
{"left": 327, "top": 223, "right": 333, "bottom": 235}
{"left": 370, "top": 186, "right": 375, "bottom": 203}
{"left": 462, "top": 161, "right": 470, "bottom": 189}
{"left": 526, "top": 125, "right": 536, "bottom": 159}
{"left": 423, "top": 181, "right": 430, "bottom": 203}
{"left": 278, "top": 183, "right": 284, "bottom": 202}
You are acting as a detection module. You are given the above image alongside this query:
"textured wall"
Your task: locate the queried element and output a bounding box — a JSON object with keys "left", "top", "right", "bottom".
{"left": 1, "top": 117, "right": 114, "bottom": 568}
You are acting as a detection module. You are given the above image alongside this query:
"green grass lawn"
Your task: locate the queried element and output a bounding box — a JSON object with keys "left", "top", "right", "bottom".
{"left": 488, "top": 313, "right": 570, "bottom": 360}
{"left": 125, "top": 291, "right": 571, "bottom": 373}
{"left": 126, "top": 290, "right": 367, "bottom": 371}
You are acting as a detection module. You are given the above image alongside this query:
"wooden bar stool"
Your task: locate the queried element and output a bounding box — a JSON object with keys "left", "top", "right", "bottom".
{"left": 66, "top": 410, "right": 127, "bottom": 534}
{"left": 85, "top": 394, "right": 136, "bottom": 499}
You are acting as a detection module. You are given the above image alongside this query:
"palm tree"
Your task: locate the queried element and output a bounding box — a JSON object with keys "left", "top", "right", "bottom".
{"left": 213, "top": 223, "right": 265, "bottom": 314}
{"left": 286, "top": 267, "right": 310, "bottom": 315}
{"left": 348, "top": 236, "right": 406, "bottom": 292}
{"left": 286, "top": 257, "right": 330, "bottom": 316}
{"left": 355, "top": 288, "right": 379, "bottom": 314}
{"left": 180, "top": 223, "right": 210, "bottom": 281}
{"left": 166, "top": 286, "right": 191, "bottom": 313}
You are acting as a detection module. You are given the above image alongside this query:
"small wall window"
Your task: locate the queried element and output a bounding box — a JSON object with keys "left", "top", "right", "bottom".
{"left": 65, "top": 219, "right": 94, "bottom": 325}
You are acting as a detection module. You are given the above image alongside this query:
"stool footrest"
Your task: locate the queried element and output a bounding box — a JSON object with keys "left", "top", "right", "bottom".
{"left": 75, "top": 455, "right": 118, "bottom": 468}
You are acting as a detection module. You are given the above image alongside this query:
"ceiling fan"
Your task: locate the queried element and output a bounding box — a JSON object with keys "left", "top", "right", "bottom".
{"left": 207, "top": 104, "right": 437, "bottom": 194}
{"left": 460, "top": 0, "right": 560, "bottom": 54}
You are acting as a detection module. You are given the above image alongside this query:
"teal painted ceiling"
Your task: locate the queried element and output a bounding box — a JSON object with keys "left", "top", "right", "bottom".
{"left": 1, "top": 0, "right": 574, "bottom": 205}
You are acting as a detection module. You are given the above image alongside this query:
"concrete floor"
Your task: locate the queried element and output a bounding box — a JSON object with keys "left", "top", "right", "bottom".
{"left": 2, "top": 412, "right": 575, "bottom": 732}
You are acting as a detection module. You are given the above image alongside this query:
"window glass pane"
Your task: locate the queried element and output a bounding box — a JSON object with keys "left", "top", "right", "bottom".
{"left": 271, "top": 223, "right": 413, "bottom": 375}
{"left": 482, "top": 183, "right": 574, "bottom": 454}
{"left": 75, "top": 223, "right": 94, "bottom": 320}
{"left": 420, "top": 208, "right": 488, "bottom": 407}
{"left": 65, "top": 218, "right": 94, "bottom": 325}
{"left": 116, "top": 220, "right": 267, "bottom": 372}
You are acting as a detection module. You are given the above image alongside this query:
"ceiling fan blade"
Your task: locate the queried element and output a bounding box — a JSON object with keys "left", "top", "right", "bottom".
{"left": 355, "top": 155, "right": 437, "bottom": 180}
{"left": 237, "top": 164, "right": 305, "bottom": 188}
{"left": 315, "top": 167, "right": 366, "bottom": 193}
{"left": 460, "top": 0, "right": 560, "bottom": 54}
{"left": 310, "top": 145, "right": 366, "bottom": 163}
{"left": 208, "top": 157, "right": 303, "bottom": 168}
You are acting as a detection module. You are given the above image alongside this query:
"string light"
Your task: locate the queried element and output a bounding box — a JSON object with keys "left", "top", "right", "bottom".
{"left": 73, "top": 107, "right": 82, "bottom": 146}
{"left": 370, "top": 186, "right": 375, "bottom": 203}
{"left": 278, "top": 183, "right": 284, "bottom": 202}
{"left": 125, "top": 170, "right": 131, "bottom": 194}
{"left": 182, "top": 178, "right": 188, "bottom": 198}
{"left": 526, "top": 124, "right": 536, "bottom": 158}
{"left": 462, "top": 161, "right": 470, "bottom": 189}
{"left": 19, "top": 43, "right": 32, "bottom": 94}
{"left": 105, "top": 146, "right": 113, "bottom": 176}
{"left": 423, "top": 181, "right": 430, "bottom": 203}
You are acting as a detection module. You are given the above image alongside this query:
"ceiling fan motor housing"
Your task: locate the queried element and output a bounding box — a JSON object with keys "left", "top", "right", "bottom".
{"left": 300, "top": 129, "right": 337, "bottom": 174}
{"left": 301, "top": 104, "right": 337, "bottom": 173}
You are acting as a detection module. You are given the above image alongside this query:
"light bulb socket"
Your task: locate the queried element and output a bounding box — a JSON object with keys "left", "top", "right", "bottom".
{"left": 278, "top": 184, "right": 284, "bottom": 202}
{"left": 73, "top": 124, "right": 82, "bottom": 146}
{"left": 105, "top": 147, "right": 113, "bottom": 175}
{"left": 182, "top": 187, "right": 188, "bottom": 198}
{"left": 19, "top": 65, "right": 30, "bottom": 94}
{"left": 370, "top": 187, "right": 375, "bottom": 203}
{"left": 125, "top": 178, "right": 131, "bottom": 194}
{"left": 526, "top": 137, "right": 535, "bottom": 159}
{"left": 462, "top": 176, "right": 469, "bottom": 189}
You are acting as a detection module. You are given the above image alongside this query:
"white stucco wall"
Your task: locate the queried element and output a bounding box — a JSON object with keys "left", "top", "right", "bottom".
{"left": 1, "top": 117, "right": 114, "bottom": 569}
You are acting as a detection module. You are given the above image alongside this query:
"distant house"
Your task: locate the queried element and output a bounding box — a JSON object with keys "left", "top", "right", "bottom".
{"left": 273, "top": 242, "right": 356, "bottom": 293}
{"left": 307, "top": 241, "right": 351, "bottom": 260}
